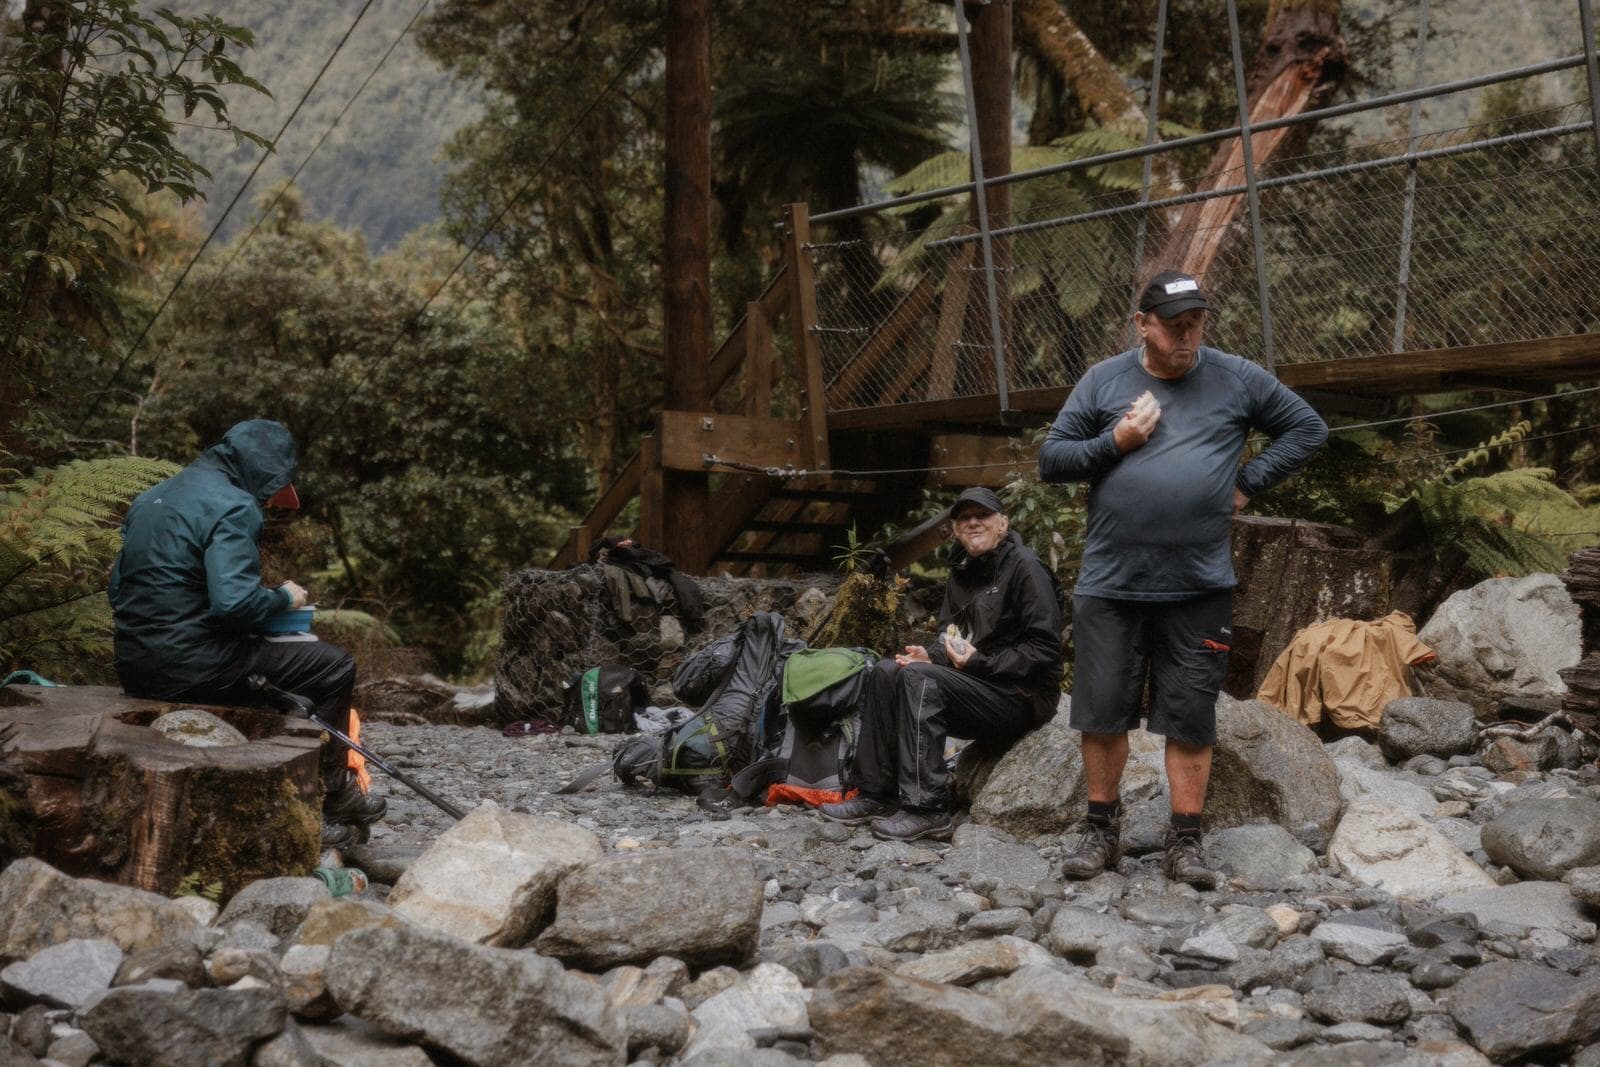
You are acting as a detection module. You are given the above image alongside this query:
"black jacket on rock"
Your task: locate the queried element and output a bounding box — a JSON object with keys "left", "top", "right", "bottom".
{"left": 927, "top": 530, "right": 1065, "bottom": 726}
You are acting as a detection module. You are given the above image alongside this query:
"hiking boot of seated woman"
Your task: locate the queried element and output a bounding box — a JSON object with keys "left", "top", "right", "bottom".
{"left": 869, "top": 807, "right": 954, "bottom": 842}
{"left": 1059, "top": 814, "right": 1121, "bottom": 880}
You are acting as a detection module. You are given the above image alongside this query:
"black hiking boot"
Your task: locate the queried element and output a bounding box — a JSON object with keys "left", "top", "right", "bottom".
{"left": 323, "top": 769, "right": 386, "bottom": 825}
{"left": 1162, "top": 831, "right": 1218, "bottom": 888}
{"left": 869, "top": 807, "right": 954, "bottom": 843}
{"left": 1059, "top": 815, "right": 1121, "bottom": 880}
{"left": 319, "top": 820, "right": 364, "bottom": 851}
{"left": 818, "top": 795, "right": 895, "bottom": 826}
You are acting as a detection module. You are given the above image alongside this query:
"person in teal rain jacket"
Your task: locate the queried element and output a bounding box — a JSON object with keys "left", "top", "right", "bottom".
{"left": 109, "top": 420, "right": 384, "bottom": 848}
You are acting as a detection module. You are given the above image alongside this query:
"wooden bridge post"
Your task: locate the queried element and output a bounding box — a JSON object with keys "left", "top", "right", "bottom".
{"left": 743, "top": 301, "right": 774, "bottom": 416}
{"left": 783, "top": 203, "right": 831, "bottom": 471}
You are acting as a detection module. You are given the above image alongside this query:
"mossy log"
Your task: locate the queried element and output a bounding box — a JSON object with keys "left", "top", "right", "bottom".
{"left": 0, "top": 686, "right": 321, "bottom": 899}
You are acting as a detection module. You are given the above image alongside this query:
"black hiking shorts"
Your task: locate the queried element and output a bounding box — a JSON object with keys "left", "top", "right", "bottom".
{"left": 1069, "top": 590, "right": 1232, "bottom": 746}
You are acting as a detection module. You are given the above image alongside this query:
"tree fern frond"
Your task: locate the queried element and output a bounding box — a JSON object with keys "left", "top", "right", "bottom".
{"left": 0, "top": 456, "right": 177, "bottom": 681}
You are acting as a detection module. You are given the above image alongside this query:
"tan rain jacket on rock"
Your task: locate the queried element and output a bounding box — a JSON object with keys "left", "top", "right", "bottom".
{"left": 1256, "top": 611, "right": 1437, "bottom": 730}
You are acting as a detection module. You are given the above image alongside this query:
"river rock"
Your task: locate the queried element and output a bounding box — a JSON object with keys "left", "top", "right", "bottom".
{"left": 1418, "top": 575, "right": 1581, "bottom": 716}
{"left": 1328, "top": 801, "right": 1494, "bottom": 900}
{"left": 937, "top": 823, "right": 1052, "bottom": 891}
{"left": 0, "top": 859, "right": 201, "bottom": 961}
{"left": 387, "top": 800, "right": 602, "bottom": 946}
{"left": 1203, "top": 824, "right": 1316, "bottom": 888}
{"left": 79, "top": 980, "right": 286, "bottom": 1067}
{"left": 680, "top": 963, "right": 809, "bottom": 1060}
{"left": 1447, "top": 960, "right": 1600, "bottom": 1062}
{"left": 149, "top": 709, "right": 249, "bottom": 748}
{"left": 1046, "top": 906, "right": 1147, "bottom": 964}
{"left": 1304, "top": 972, "right": 1413, "bottom": 1025}
{"left": 1436, "top": 881, "right": 1598, "bottom": 942}
{"left": 215, "top": 878, "right": 327, "bottom": 939}
{"left": 1335, "top": 760, "right": 1439, "bottom": 817}
{"left": 299, "top": 1016, "right": 433, "bottom": 1067}
{"left": 113, "top": 938, "right": 207, "bottom": 988}
{"left": 326, "top": 923, "right": 625, "bottom": 1067}
{"left": 1310, "top": 918, "right": 1409, "bottom": 966}
{"left": 810, "top": 965, "right": 1272, "bottom": 1066}
{"left": 1480, "top": 797, "right": 1600, "bottom": 881}
{"left": 288, "top": 896, "right": 406, "bottom": 949}
{"left": 1207, "top": 696, "right": 1343, "bottom": 845}
{"left": 1378, "top": 698, "right": 1477, "bottom": 761}
{"left": 1567, "top": 866, "right": 1600, "bottom": 907}
{"left": 0, "top": 938, "right": 121, "bottom": 1008}
{"left": 968, "top": 716, "right": 1087, "bottom": 837}
{"left": 536, "top": 847, "right": 763, "bottom": 969}
{"left": 894, "top": 936, "right": 1054, "bottom": 986}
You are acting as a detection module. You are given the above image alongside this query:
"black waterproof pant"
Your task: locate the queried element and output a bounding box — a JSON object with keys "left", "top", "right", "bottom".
{"left": 850, "top": 658, "right": 1034, "bottom": 812}
{"left": 221, "top": 639, "right": 356, "bottom": 779}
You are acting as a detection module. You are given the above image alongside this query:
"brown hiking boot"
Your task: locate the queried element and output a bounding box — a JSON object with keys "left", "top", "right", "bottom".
{"left": 1162, "top": 831, "right": 1218, "bottom": 888}
{"left": 1059, "top": 816, "right": 1121, "bottom": 880}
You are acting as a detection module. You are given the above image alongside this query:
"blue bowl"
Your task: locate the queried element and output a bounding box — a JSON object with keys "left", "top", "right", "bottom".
{"left": 261, "top": 607, "right": 315, "bottom": 634}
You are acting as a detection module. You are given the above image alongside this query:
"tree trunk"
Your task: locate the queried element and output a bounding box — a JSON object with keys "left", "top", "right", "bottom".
{"left": 662, "top": 0, "right": 711, "bottom": 571}
{"left": 1, "top": 686, "right": 323, "bottom": 900}
{"left": 1151, "top": 0, "right": 1347, "bottom": 279}
{"left": 1013, "top": 0, "right": 1142, "bottom": 131}
{"left": 968, "top": 0, "right": 1011, "bottom": 394}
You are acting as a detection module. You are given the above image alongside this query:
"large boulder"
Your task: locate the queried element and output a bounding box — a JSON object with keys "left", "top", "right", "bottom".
{"left": 1378, "top": 697, "right": 1477, "bottom": 761}
{"left": 79, "top": 980, "right": 287, "bottom": 1067}
{"left": 0, "top": 859, "right": 201, "bottom": 962}
{"left": 810, "top": 965, "right": 1272, "bottom": 1067}
{"left": 968, "top": 715, "right": 1087, "bottom": 839}
{"left": 1418, "top": 574, "right": 1581, "bottom": 717}
{"left": 1448, "top": 961, "right": 1600, "bottom": 1063}
{"left": 386, "top": 801, "right": 602, "bottom": 946}
{"left": 1207, "top": 696, "right": 1343, "bottom": 845}
{"left": 536, "top": 848, "right": 764, "bottom": 970}
{"left": 1480, "top": 797, "right": 1600, "bottom": 882}
{"left": 326, "top": 923, "right": 626, "bottom": 1067}
{"left": 1328, "top": 800, "right": 1494, "bottom": 900}
{"left": 969, "top": 696, "right": 1341, "bottom": 845}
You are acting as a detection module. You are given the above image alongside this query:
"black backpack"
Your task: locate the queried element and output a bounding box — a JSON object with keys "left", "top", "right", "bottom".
{"left": 561, "top": 665, "right": 648, "bottom": 734}
{"left": 730, "top": 648, "right": 876, "bottom": 807}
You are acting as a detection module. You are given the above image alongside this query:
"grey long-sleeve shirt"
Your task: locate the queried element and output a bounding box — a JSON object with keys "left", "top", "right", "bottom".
{"left": 1038, "top": 346, "right": 1327, "bottom": 601}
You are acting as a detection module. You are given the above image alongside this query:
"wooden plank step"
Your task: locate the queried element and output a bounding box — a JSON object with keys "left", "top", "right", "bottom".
{"left": 716, "top": 551, "right": 831, "bottom": 566}
{"left": 771, "top": 488, "right": 877, "bottom": 503}
{"left": 744, "top": 520, "right": 848, "bottom": 535}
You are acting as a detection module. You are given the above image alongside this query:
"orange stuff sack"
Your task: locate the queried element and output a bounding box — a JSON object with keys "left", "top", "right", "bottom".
{"left": 346, "top": 707, "right": 371, "bottom": 792}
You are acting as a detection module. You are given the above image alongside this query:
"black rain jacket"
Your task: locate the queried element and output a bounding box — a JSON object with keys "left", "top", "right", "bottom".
{"left": 929, "top": 530, "right": 1065, "bottom": 725}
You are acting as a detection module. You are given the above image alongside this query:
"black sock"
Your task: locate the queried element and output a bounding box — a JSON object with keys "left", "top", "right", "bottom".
{"left": 1171, "top": 812, "right": 1203, "bottom": 837}
{"left": 1087, "top": 800, "right": 1120, "bottom": 822}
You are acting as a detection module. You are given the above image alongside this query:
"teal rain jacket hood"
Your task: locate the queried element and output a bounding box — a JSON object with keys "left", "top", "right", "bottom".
{"left": 109, "top": 420, "right": 299, "bottom": 696}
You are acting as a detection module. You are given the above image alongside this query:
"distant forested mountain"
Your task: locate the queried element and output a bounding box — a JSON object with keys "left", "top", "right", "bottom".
{"left": 154, "top": 0, "right": 1574, "bottom": 250}
{"left": 166, "top": 0, "right": 482, "bottom": 250}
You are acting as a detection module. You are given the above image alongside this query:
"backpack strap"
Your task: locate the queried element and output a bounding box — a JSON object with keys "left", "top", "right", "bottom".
{"left": 555, "top": 760, "right": 613, "bottom": 795}
{"left": 729, "top": 755, "right": 787, "bottom": 804}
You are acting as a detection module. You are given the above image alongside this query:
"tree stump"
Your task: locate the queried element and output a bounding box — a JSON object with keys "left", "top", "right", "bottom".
{"left": 0, "top": 686, "right": 322, "bottom": 900}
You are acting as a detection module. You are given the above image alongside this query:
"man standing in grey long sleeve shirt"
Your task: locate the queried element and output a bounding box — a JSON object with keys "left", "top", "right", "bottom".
{"left": 1038, "top": 270, "right": 1327, "bottom": 886}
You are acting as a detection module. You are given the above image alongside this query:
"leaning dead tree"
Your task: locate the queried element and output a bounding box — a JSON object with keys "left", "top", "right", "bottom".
{"left": 1154, "top": 0, "right": 1348, "bottom": 277}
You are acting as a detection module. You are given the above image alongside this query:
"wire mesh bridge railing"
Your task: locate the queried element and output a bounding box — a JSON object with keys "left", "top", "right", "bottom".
{"left": 805, "top": 58, "right": 1600, "bottom": 416}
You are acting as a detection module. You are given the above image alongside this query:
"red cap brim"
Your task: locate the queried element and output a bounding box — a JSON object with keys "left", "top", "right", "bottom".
{"left": 266, "top": 483, "right": 300, "bottom": 509}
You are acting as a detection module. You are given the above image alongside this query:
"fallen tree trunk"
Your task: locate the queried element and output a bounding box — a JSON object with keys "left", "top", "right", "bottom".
{"left": 0, "top": 685, "right": 322, "bottom": 899}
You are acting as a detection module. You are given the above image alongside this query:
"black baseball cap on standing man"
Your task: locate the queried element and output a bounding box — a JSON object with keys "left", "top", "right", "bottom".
{"left": 1138, "top": 270, "right": 1214, "bottom": 317}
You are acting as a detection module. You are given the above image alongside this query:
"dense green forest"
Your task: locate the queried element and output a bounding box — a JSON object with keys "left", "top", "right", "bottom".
{"left": 3, "top": 0, "right": 1597, "bottom": 687}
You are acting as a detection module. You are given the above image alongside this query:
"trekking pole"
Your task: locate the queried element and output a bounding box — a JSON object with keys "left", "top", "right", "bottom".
{"left": 247, "top": 675, "right": 466, "bottom": 821}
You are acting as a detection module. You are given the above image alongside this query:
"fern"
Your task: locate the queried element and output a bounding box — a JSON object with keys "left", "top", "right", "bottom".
{"left": 0, "top": 456, "right": 178, "bottom": 683}
{"left": 1405, "top": 467, "right": 1598, "bottom": 579}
